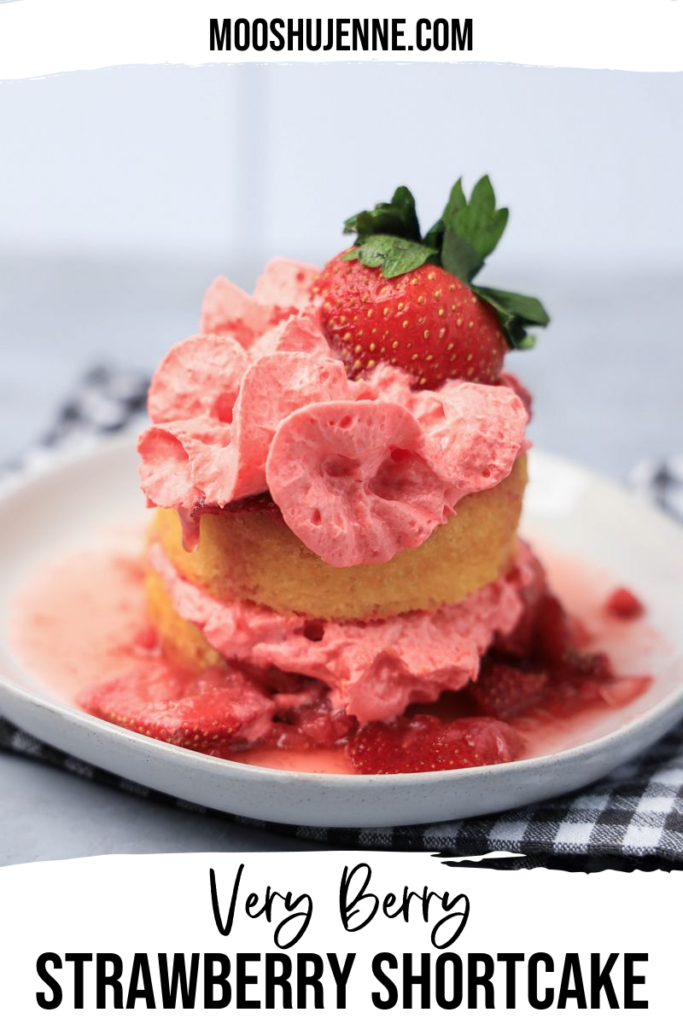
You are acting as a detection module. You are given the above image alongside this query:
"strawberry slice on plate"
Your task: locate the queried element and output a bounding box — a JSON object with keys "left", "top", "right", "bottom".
{"left": 79, "top": 662, "right": 274, "bottom": 756}
{"left": 313, "top": 177, "right": 549, "bottom": 390}
{"left": 471, "top": 662, "right": 549, "bottom": 720}
{"left": 270, "top": 681, "right": 356, "bottom": 751}
{"left": 348, "top": 714, "right": 523, "bottom": 774}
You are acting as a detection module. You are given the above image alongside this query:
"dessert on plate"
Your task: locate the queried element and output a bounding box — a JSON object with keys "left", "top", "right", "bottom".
{"left": 77, "top": 176, "right": 648, "bottom": 773}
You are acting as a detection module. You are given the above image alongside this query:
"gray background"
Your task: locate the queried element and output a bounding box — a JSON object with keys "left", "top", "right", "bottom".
{"left": 0, "top": 64, "right": 681, "bottom": 863}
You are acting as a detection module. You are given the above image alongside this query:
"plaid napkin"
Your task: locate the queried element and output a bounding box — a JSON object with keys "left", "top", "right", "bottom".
{"left": 2, "top": 366, "right": 683, "bottom": 869}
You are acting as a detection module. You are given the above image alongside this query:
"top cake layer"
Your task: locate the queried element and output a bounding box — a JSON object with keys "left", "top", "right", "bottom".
{"left": 138, "top": 259, "right": 530, "bottom": 569}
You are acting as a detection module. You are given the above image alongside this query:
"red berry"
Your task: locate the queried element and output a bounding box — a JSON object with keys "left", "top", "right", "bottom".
{"left": 193, "top": 492, "right": 282, "bottom": 518}
{"left": 312, "top": 255, "right": 507, "bottom": 389}
{"left": 471, "top": 662, "right": 548, "bottom": 720}
{"left": 534, "top": 594, "right": 575, "bottom": 665}
{"left": 493, "top": 551, "right": 548, "bottom": 660}
{"left": 79, "top": 662, "right": 273, "bottom": 755}
{"left": 348, "top": 714, "right": 523, "bottom": 774}
{"left": 281, "top": 700, "right": 354, "bottom": 750}
{"left": 604, "top": 587, "right": 645, "bottom": 620}
{"left": 268, "top": 681, "right": 355, "bottom": 750}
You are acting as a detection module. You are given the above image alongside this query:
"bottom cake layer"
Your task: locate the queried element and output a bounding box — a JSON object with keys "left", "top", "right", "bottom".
{"left": 145, "top": 541, "right": 536, "bottom": 722}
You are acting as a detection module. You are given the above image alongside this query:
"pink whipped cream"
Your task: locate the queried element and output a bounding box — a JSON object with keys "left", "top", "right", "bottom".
{"left": 138, "top": 258, "right": 529, "bottom": 568}
{"left": 148, "top": 541, "right": 534, "bottom": 722}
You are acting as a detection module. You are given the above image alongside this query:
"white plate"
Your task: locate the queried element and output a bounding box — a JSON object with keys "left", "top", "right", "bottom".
{"left": 0, "top": 436, "right": 681, "bottom": 829}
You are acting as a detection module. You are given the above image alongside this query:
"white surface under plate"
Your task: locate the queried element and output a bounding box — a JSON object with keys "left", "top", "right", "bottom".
{"left": 0, "top": 436, "right": 681, "bottom": 828}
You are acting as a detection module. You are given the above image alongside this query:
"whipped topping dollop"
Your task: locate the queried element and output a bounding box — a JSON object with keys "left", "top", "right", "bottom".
{"left": 149, "top": 542, "right": 534, "bottom": 722}
{"left": 138, "top": 259, "right": 529, "bottom": 568}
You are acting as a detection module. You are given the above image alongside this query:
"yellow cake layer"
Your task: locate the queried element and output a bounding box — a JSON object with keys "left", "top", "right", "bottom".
{"left": 149, "top": 454, "right": 527, "bottom": 621}
{"left": 145, "top": 568, "right": 225, "bottom": 672}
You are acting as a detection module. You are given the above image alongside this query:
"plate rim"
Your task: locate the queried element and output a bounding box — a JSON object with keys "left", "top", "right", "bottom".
{"left": 2, "top": 662, "right": 683, "bottom": 791}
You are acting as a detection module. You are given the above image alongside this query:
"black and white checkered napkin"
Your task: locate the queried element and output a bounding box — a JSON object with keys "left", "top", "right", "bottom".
{"left": 2, "top": 367, "right": 683, "bottom": 868}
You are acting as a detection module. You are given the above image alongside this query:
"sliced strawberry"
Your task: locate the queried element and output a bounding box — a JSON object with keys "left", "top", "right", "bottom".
{"left": 534, "top": 593, "right": 576, "bottom": 665}
{"left": 471, "top": 662, "right": 548, "bottom": 720}
{"left": 566, "top": 649, "right": 614, "bottom": 680}
{"left": 294, "top": 700, "right": 354, "bottom": 747}
{"left": 348, "top": 714, "right": 523, "bottom": 775}
{"left": 190, "top": 492, "right": 282, "bottom": 521}
{"left": 79, "top": 662, "right": 273, "bottom": 755}
{"left": 484, "top": 567, "right": 648, "bottom": 721}
{"left": 273, "top": 702, "right": 355, "bottom": 751}
{"left": 493, "top": 549, "right": 548, "bottom": 659}
{"left": 604, "top": 587, "right": 645, "bottom": 620}
{"left": 267, "top": 680, "right": 355, "bottom": 751}
{"left": 536, "top": 643, "right": 615, "bottom": 716}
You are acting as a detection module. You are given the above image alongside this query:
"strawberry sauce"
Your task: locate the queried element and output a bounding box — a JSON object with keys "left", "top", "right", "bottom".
{"left": 10, "top": 534, "right": 654, "bottom": 775}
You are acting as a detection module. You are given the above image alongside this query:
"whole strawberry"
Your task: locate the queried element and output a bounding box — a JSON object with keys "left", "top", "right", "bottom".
{"left": 315, "top": 257, "right": 507, "bottom": 387}
{"left": 312, "top": 178, "right": 549, "bottom": 389}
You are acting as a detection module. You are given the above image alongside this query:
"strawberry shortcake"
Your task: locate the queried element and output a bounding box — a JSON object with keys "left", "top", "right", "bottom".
{"left": 79, "top": 178, "right": 645, "bottom": 774}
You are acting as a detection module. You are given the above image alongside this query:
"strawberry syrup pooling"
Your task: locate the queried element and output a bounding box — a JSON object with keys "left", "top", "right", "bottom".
{"left": 11, "top": 534, "right": 653, "bottom": 776}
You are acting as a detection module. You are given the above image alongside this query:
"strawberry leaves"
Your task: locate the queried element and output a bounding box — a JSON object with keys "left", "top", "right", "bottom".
{"left": 439, "top": 177, "right": 548, "bottom": 347}
{"left": 342, "top": 187, "right": 434, "bottom": 278}
{"left": 440, "top": 176, "right": 509, "bottom": 279}
{"left": 340, "top": 175, "right": 549, "bottom": 348}
{"left": 344, "top": 185, "right": 421, "bottom": 243}
{"left": 341, "top": 234, "right": 437, "bottom": 279}
{"left": 472, "top": 286, "right": 550, "bottom": 349}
